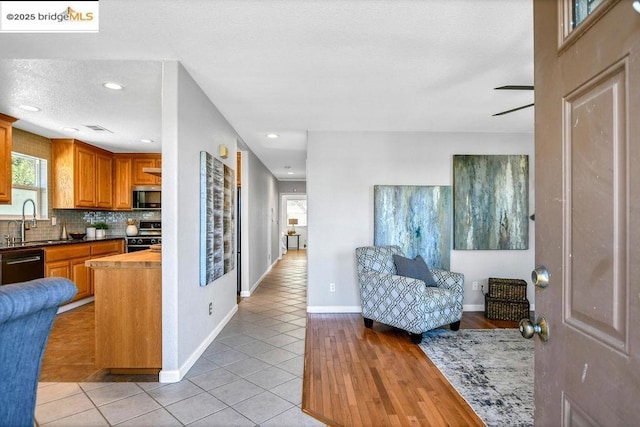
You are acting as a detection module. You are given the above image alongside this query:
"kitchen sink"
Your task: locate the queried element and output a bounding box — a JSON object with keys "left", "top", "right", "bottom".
{"left": 24, "top": 239, "right": 71, "bottom": 246}
{"left": 0, "top": 239, "right": 71, "bottom": 249}
{"left": 36, "top": 240, "right": 71, "bottom": 245}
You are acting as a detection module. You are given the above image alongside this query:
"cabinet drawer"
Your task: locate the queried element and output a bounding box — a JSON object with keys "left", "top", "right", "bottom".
{"left": 45, "top": 244, "right": 91, "bottom": 262}
{"left": 91, "top": 240, "right": 124, "bottom": 256}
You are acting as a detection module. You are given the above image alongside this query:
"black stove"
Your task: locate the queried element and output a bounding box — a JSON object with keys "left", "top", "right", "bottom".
{"left": 126, "top": 220, "right": 161, "bottom": 252}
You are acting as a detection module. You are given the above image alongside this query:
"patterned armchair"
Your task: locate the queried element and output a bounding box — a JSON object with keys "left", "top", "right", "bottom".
{"left": 356, "top": 245, "right": 464, "bottom": 344}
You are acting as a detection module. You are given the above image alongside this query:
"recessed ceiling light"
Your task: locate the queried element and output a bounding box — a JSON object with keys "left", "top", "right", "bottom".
{"left": 287, "top": 172, "right": 294, "bottom": 175}
{"left": 140, "top": 139, "right": 154, "bottom": 143}
{"left": 19, "top": 105, "right": 41, "bottom": 112}
{"left": 103, "top": 82, "right": 124, "bottom": 90}
{"left": 266, "top": 133, "right": 279, "bottom": 139}
{"left": 63, "top": 127, "right": 79, "bottom": 132}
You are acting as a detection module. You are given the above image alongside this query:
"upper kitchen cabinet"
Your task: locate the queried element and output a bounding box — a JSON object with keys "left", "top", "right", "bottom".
{"left": 132, "top": 154, "right": 161, "bottom": 186}
{"left": 51, "top": 138, "right": 113, "bottom": 209}
{"left": 0, "top": 113, "right": 18, "bottom": 204}
{"left": 113, "top": 154, "right": 132, "bottom": 210}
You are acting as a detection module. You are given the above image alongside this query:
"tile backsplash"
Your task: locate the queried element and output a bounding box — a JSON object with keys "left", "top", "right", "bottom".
{"left": 0, "top": 210, "right": 160, "bottom": 242}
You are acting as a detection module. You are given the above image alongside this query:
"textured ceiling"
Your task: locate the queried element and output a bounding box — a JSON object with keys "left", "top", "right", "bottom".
{"left": 0, "top": 0, "right": 533, "bottom": 180}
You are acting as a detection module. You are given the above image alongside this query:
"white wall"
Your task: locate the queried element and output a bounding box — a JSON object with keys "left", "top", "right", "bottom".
{"left": 306, "top": 131, "right": 535, "bottom": 313}
{"left": 243, "top": 147, "right": 281, "bottom": 294}
{"left": 279, "top": 181, "right": 306, "bottom": 194}
{"left": 160, "top": 61, "right": 239, "bottom": 382}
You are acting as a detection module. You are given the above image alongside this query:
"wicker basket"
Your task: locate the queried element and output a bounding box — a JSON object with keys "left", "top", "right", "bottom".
{"left": 487, "top": 277, "right": 528, "bottom": 301}
{"left": 485, "top": 295, "right": 530, "bottom": 321}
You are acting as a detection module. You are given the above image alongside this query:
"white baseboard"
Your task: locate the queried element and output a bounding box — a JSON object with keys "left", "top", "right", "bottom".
{"left": 306, "top": 304, "right": 532, "bottom": 314}
{"left": 159, "top": 303, "right": 238, "bottom": 383}
{"left": 57, "top": 296, "right": 94, "bottom": 314}
{"left": 240, "top": 260, "right": 276, "bottom": 297}
{"left": 462, "top": 303, "right": 535, "bottom": 312}
{"left": 307, "top": 306, "right": 362, "bottom": 313}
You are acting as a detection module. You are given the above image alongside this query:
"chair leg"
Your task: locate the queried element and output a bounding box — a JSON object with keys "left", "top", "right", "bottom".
{"left": 450, "top": 320, "right": 461, "bottom": 331}
{"left": 363, "top": 318, "right": 373, "bottom": 328}
{"left": 410, "top": 332, "right": 423, "bottom": 344}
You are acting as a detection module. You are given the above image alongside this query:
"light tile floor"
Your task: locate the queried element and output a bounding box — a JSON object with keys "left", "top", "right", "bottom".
{"left": 36, "top": 250, "right": 325, "bottom": 426}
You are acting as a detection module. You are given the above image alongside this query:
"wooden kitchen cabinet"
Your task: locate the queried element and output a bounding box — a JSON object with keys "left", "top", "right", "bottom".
{"left": 96, "top": 153, "right": 113, "bottom": 208}
{"left": 45, "top": 244, "right": 92, "bottom": 302}
{"left": 89, "top": 239, "right": 124, "bottom": 295}
{"left": 0, "top": 113, "right": 17, "bottom": 204}
{"left": 91, "top": 239, "right": 124, "bottom": 257}
{"left": 51, "top": 138, "right": 114, "bottom": 209}
{"left": 132, "top": 154, "right": 161, "bottom": 186}
{"left": 45, "top": 240, "right": 125, "bottom": 303}
{"left": 86, "top": 251, "right": 162, "bottom": 373}
{"left": 113, "top": 155, "right": 132, "bottom": 210}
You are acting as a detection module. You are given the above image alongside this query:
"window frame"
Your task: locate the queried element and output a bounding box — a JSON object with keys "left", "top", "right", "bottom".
{"left": 0, "top": 152, "right": 48, "bottom": 220}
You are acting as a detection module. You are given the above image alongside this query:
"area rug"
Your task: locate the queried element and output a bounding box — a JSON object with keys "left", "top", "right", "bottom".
{"left": 419, "top": 328, "right": 533, "bottom": 427}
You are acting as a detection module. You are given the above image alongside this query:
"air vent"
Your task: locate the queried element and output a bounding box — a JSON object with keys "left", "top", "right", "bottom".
{"left": 84, "top": 124, "right": 113, "bottom": 133}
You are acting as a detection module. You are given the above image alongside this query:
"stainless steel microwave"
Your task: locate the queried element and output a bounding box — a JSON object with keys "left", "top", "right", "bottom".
{"left": 132, "top": 186, "right": 161, "bottom": 210}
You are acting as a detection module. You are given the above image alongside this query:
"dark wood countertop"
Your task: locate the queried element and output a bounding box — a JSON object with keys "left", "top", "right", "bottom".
{"left": 0, "top": 236, "right": 126, "bottom": 253}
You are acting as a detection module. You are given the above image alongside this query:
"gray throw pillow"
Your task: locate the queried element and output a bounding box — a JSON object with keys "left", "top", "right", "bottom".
{"left": 392, "top": 254, "right": 437, "bottom": 287}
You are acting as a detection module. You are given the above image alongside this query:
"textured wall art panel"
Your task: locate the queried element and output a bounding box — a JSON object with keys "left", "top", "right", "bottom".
{"left": 374, "top": 185, "right": 451, "bottom": 270}
{"left": 223, "top": 164, "right": 236, "bottom": 274}
{"left": 200, "top": 152, "right": 235, "bottom": 286}
{"left": 453, "top": 155, "right": 529, "bottom": 250}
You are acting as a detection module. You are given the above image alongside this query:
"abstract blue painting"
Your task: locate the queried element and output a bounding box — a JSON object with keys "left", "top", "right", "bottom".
{"left": 453, "top": 155, "right": 529, "bottom": 250}
{"left": 374, "top": 185, "right": 452, "bottom": 270}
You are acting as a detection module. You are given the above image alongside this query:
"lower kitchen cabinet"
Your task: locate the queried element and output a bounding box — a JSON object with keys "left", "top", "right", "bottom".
{"left": 45, "top": 244, "right": 92, "bottom": 302}
{"left": 45, "top": 240, "right": 124, "bottom": 303}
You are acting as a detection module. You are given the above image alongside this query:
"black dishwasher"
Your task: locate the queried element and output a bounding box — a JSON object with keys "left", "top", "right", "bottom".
{"left": 0, "top": 249, "right": 45, "bottom": 286}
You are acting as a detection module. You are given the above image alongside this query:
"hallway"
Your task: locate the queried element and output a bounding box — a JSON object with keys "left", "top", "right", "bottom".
{"left": 36, "top": 250, "right": 324, "bottom": 426}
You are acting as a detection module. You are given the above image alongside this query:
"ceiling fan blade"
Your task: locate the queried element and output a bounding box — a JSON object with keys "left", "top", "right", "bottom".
{"left": 494, "top": 85, "right": 534, "bottom": 90}
{"left": 492, "top": 103, "right": 535, "bottom": 116}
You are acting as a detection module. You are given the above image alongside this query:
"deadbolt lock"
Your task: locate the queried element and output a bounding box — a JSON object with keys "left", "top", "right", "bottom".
{"left": 532, "top": 266, "right": 550, "bottom": 288}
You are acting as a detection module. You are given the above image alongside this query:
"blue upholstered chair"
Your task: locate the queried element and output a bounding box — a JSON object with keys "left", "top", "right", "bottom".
{"left": 356, "top": 245, "right": 464, "bottom": 344}
{"left": 0, "top": 277, "right": 77, "bottom": 427}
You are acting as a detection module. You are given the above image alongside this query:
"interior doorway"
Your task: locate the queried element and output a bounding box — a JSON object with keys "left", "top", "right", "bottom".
{"left": 237, "top": 150, "right": 249, "bottom": 297}
{"left": 281, "top": 194, "right": 307, "bottom": 257}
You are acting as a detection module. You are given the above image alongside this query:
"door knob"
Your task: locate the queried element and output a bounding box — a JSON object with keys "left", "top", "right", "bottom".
{"left": 532, "top": 265, "right": 550, "bottom": 288}
{"left": 519, "top": 317, "right": 549, "bottom": 341}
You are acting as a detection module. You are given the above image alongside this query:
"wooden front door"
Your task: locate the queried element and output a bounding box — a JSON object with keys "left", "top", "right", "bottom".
{"left": 534, "top": 0, "right": 640, "bottom": 424}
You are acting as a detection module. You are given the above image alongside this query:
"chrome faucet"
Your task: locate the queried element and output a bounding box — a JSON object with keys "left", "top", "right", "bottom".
{"left": 21, "top": 198, "right": 37, "bottom": 243}
{"left": 5, "top": 220, "right": 20, "bottom": 245}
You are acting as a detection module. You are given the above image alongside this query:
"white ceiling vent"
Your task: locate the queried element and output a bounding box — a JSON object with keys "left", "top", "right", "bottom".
{"left": 85, "top": 124, "right": 114, "bottom": 133}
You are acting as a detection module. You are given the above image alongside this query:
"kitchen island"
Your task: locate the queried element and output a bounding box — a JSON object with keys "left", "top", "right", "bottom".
{"left": 85, "top": 249, "right": 161, "bottom": 374}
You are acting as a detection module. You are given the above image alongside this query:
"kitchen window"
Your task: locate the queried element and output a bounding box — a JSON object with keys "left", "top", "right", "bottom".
{"left": 0, "top": 152, "right": 48, "bottom": 219}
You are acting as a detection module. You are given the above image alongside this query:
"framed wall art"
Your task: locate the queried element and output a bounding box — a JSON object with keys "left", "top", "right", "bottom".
{"left": 374, "top": 185, "right": 452, "bottom": 270}
{"left": 200, "top": 151, "right": 235, "bottom": 286}
{"left": 453, "top": 154, "right": 529, "bottom": 250}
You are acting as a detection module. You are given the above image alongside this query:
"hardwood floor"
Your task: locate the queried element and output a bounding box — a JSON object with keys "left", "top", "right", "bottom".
{"left": 302, "top": 309, "right": 521, "bottom": 426}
